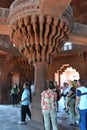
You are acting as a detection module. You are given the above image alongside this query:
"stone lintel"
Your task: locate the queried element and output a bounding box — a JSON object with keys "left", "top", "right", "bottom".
{"left": 0, "top": 25, "right": 9, "bottom": 35}
{"left": 69, "top": 34, "right": 87, "bottom": 45}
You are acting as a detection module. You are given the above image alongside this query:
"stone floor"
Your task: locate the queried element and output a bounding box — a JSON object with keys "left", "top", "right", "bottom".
{"left": 0, "top": 97, "right": 80, "bottom": 130}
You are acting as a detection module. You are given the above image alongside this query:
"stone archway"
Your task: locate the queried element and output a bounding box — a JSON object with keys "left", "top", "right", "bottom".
{"left": 55, "top": 64, "right": 80, "bottom": 86}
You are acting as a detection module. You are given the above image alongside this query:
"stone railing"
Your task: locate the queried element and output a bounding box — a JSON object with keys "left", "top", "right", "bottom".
{"left": 9, "top": 0, "right": 40, "bottom": 22}
{"left": 0, "top": 8, "right": 9, "bottom": 24}
{"left": 10, "top": 0, "right": 40, "bottom": 9}
{"left": 62, "top": 5, "right": 73, "bottom": 29}
{"left": 72, "top": 22, "right": 87, "bottom": 37}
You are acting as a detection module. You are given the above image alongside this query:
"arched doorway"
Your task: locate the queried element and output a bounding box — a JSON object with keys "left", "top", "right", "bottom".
{"left": 55, "top": 64, "right": 80, "bottom": 87}
{"left": 11, "top": 72, "right": 19, "bottom": 86}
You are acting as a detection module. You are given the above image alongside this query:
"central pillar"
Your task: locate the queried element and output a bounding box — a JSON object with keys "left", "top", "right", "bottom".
{"left": 31, "top": 62, "right": 47, "bottom": 122}
{"left": 8, "top": 0, "right": 72, "bottom": 123}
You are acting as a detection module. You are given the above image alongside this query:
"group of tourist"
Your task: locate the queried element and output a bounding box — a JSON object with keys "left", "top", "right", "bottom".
{"left": 62, "top": 80, "right": 79, "bottom": 126}
{"left": 41, "top": 79, "right": 87, "bottom": 130}
{"left": 10, "top": 79, "right": 87, "bottom": 130}
{"left": 61, "top": 79, "right": 87, "bottom": 130}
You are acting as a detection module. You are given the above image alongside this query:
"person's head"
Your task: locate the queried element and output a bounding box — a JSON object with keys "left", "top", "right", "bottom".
{"left": 74, "top": 79, "right": 77, "bottom": 84}
{"left": 71, "top": 81, "right": 77, "bottom": 88}
{"left": 67, "top": 80, "right": 72, "bottom": 86}
{"left": 63, "top": 82, "right": 68, "bottom": 88}
{"left": 13, "top": 83, "right": 17, "bottom": 88}
{"left": 31, "top": 81, "right": 34, "bottom": 85}
{"left": 77, "top": 79, "right": 85, "bottom": 87}
{"left": 23, "top": 82, "right": 29, "bottom": 89}
{"left": 48, "top": 81, "right": 55, "bottom": 90}
{"left": 54, "top": 81, "right": 57, "bottom": 86}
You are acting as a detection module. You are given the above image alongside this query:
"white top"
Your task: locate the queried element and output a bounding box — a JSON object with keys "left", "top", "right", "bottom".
{"left": 30, "top": 84, "right": 35, "bottom": 93}
{"left": 63, "top": 86, "right": 71, "bottom": 95}
{"left": 76, "top": 86, "right": 87, "bottom": 110}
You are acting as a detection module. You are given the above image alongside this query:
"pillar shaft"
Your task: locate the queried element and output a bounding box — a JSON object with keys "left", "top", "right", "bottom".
{"left": 31, "top": 62, "right": 47, "bottom": 121}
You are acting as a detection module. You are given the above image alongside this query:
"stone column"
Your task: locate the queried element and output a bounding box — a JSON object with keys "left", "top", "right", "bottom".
{"left": 31, "top": 61, "right": 47, "bottom": 122}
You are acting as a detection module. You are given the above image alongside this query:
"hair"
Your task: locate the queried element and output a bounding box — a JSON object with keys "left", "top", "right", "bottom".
{"left": 63, "top": 82, "right": 68, "bottom": 87}
{"left": 24, "top": 81, "right": 29, "bottom": 88}
{"left": 71, "top": 81, "right": 77, "bottom": 88}
{"left": 14, "top": 83, "right": 18, "bottom": 88}
{"left": 48, "top": 81, "right": 55, "bottom": 89}
{"left": 78, "top": 79, "right": 85, "bottom": 86}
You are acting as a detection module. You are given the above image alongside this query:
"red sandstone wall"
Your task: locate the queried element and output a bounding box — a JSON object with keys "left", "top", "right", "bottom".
{"left": 0, "top": 57, "right": 34, "bottom": 104}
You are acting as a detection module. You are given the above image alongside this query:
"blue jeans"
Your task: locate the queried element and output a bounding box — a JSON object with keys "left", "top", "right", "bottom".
{"left": 79, "top": 109, "right": 87, "bottom": 130}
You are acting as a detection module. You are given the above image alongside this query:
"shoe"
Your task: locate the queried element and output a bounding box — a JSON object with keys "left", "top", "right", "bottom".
{"left": 27, "top": 118, "right": 31, "bottom": 121}
{"left": 18, "top": 121, "right": 27, "bottom": 124}
{"left": 65, "top": 110, "right": 69, "bottom": 113}
{"left": 26, "top": 116, "right": 31, "bottom": 121}
{"left": 69, "top": 123, "right": 75, "bottom": 126}
{"left": 74, "top": 123, "right": 79, "bottom": 127}
{"left": 63, "top": 108, "right": 66, "bottom": 110}
{"left": 69, "top": 122, "right": 79, "bottom": 127}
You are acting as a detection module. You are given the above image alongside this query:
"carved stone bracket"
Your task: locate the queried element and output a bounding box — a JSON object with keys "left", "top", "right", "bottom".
{"left": 9, "top": 0, "right": 73, "bottom": 64}
{"left": 9, "top": 15, "right": 71, "bottom": 64}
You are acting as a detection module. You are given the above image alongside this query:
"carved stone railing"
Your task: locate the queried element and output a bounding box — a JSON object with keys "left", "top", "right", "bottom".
{"left": 0, "top": 40, "right": 21, "bottom": 56}
{"left": 72, "top": 22, "right": 87, "bottom": 37}
{"left": 0, "top": 8, "right": 9, "bottom": 24}
{"left": 10, "top": 0, "right": 40, "bottom": 9}
{"left": 9, "top": 0, "right": 40, "bottom": 23}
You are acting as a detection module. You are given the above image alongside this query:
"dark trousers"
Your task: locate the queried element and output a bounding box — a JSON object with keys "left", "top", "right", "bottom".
{"left": 12, "top": 94, "right": 17, "bottom": 106}
{"left": 21, "top": 105, "right": 31, "bottom": 122}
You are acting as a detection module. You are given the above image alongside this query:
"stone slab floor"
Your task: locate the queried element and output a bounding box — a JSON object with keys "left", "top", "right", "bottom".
{"left": 0, "top": 97, "right": 80, "bottom": 130}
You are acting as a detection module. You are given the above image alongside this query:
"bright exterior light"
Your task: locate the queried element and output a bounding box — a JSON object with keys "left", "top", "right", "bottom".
{"left": 13, "top": 44, "right": 15, "bottom": 47}
{"left": 63, "top": 42, "right": 72, "bottom": 51}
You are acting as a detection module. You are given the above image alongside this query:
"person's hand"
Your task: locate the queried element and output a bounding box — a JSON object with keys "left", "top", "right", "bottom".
{"left": 75, "top": 107, "right": 79, "bottom": 116}
{"left": 19, "top": 101, "right": 21, "bottom": 104}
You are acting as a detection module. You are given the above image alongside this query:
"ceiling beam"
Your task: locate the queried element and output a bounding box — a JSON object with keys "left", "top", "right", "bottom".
{"left": 0, "top": 25, "right": 9, "bottom": 35}
{"left": 69, "top": 34, "right": 87, "bottom": 45}
{"left": 40, "top": 0, "right": 71, "bottom": 17}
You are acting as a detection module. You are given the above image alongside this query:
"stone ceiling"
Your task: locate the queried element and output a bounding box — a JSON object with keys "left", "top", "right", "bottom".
{"left": 71, "top": 0, "right": 87, "bottom": 25}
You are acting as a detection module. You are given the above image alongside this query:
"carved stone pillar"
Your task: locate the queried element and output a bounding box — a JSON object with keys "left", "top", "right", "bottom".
{"left": 8, "top": 0, "right": 73, "bottom": 122}
{"left": 32, "top": 62, "right": 47, "bottom": 121}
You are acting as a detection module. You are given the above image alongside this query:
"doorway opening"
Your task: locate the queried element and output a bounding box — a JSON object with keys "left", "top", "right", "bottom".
{"left": 55, "top": 64, "right": 80, "bottom": 87}
{"left": 11, "top": 72, "right": 19, "bottom": 86}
